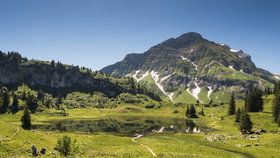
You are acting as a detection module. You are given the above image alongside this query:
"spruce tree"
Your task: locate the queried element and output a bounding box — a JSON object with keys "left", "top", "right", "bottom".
{"left": 244, "top": 87, "right": 263, "bottom": 112}
{"left": 239, "top": 108, "right": 253, "bottom": 134}
{"left": 235, "top": 108, "right": 241, "bottom": 123}
{"left": 26, "top": 93, "right": 38, "bottom": 113}
{"left": 186, "top": 106, "right": 190, "bottom": 118}
{"left": 11, "top": 94, "right": 19, "bottom": 114}
{"left": 21, "top": 107, "right": 32, "bottom": 130}
{"left": 228, "top": 94, "right": 236, "bottom": 115}
{"left": 272, "top": 94, "right": 280, "bottom": 122}
{"left": 201, "top": 108, "right": 205, "bottom": 116}
{"left": 0, "top": 87, "right": 10, "bottom": 114}
{"left": 186, "top": 105, "right": 198, "bottom": 118}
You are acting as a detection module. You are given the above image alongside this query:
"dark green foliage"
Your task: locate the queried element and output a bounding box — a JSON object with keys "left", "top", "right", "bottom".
{"left": 11, "top": 94, "right": 19, "bottom": 114}
{"left": 239, "top": 108, "right": 253, "bottom": 134}
{"left": 264, "top": 86, "right": 271, "bottom": 96}
{"left": 37, "top": 90, "right": 45, "bottom": 102}
{"left": 117, "top": 93, "right": 143, "bottom": 104}
{"left": 26, "top": 93, "right": 38, "bottom": 113}
{"left": 244, "top": 87, "right": 263, "bottom": 112}
{"left": 228, "top": 94, "right": 236, "bottom": 115}
{"left": 272, "top": 94, "right": 280, "bottom": 123}
{"left": 186, "top": 106, "right": 190, "bottom": 117}
{"left": 209, "top": 99, "right": 213, "bottom": 105}
{"left": 200, "top": 108, "right": 205, "bottom": 116}
{"left": 274, "top": 81, "right": 280, "bottom": 95}
{"left": 0, "top": 87, "right": 10, "bottom": 114}
{"left": 21, "top": 107, "right": 32, "bottom": 130}
{"left": 54, "top": 135, "right": 74, "bottom": 157}
{"left": 21, "top": 91, "right": 27, "bottom": 101}
{"left": 145, "top": 103, "right": 155, "bottom": 109}
{"left": 186, "top": 105, "right": 198, "bottom": 118}
{"left": 235, "top": 108, "right": 241, "bottom": 123}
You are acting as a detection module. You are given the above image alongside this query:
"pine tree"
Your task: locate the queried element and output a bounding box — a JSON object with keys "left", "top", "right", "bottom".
{"left": 228, "top": 94, "right": 236, "bottom": 115}
{"left": 235, "top": 108, "right": 241, "bottom": 122}
{"left": 272, "top": 94, "right": 280, "bottom": 122}
{"left": 21, "top": 91, "right": 27, "bottom": 101}
{"left": 239, "top": 108, "right": 253, "bottom": 134}
{"left": 244, "top": 87, "right": 263, "bottom": 112}
{"left": 186, "top": 106, "right": 190, "bottom": 118}
{"left": 274, "top": 81, "right": 280, "bottom": 95}
{"left": 26, "top": 93, "right": 38, "bottom": 113}
{"left": 21, "top": 107, "right": 32, "bottom": 130}
{"left": 186, "top": 105, "right": 198, "bottom": 118}
{"left": 201, "top": 108, "right": 205, "bottom": 116}
{"left": 37, "top": 90, "right": 45, "bottom": 102}
{"left": 0, "top": 87, "right": 10, "bottom": 114}
{"left": 11, "top": 94, "right": 19, "bottom": 114}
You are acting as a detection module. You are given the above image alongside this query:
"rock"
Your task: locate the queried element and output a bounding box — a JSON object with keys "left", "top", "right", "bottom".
{"left": 31, "top": 145, "right": 38, "bottom": 156}
{"left": 40, "top": 148, "right": 46, "bottom": 155}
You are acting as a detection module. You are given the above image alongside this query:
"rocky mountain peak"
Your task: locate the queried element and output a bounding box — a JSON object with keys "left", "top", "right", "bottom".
{"left": 101, "top": 32, "right": 277, "bottom": 104}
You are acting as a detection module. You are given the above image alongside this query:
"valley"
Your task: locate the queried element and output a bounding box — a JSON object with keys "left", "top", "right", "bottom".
{"left": 0, "top": 94, "right": 280, "bottom": 157}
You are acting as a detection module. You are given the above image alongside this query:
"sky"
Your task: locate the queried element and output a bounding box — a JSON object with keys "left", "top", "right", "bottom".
{"left": 0, "top": 0, "right": 279, "bottom": 73}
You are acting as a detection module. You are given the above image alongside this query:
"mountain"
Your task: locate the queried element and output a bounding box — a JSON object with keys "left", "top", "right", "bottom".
{"left": 101, "top": 32, "right": 277, "bottom": 103}
{"left": 0, "top": 51, "right": 160, "bottom": 100}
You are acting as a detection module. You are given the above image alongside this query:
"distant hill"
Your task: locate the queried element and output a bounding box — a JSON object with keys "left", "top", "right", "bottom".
{"left": 101, "top": 32, "right": 277, "bottom": 103}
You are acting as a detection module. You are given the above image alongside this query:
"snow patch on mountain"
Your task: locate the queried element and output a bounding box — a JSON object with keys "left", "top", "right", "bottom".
{"left": 181, "top": 56, "right": 198, "bottom": 71}
{"left": 150, "top": 71, "right": 174, "bottom": 102}
{"left": 240, "top": 70, "right": 247, "bottom": 75}
{"left": 207, "top": 86, "right": 213, "bottom": 100}
{"left": 229, "top": 66, "right": 235, "bottom": 70}
{"left": 132, "top": 70, "right": 149, "bottom": 82}
{"left": 160, "top": 74, "right": 171, "bottom": 83}
{"left": 274, "top": 75, "right": 280, "bottom": 80}
{"left": 132, "top": 70, "right": 140, "bottom": 80}
{"left": 230, "top": 49, "right": 239, "bottom": 53}
{"left": 138, "top": 71, "right": 149, "bottom": 82}
{"left": 187, "top": 78, "right": 202, "bottom": 102}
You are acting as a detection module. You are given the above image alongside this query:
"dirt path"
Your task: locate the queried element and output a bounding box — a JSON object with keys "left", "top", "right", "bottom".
{"left": 132, "top": 134, "right": 157, "bottom": 157}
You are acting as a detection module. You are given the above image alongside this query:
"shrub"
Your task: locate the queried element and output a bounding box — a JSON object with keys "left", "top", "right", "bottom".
{"left": 145, "top": 103, "right": 155, "bottom": 109}
{"left": 54, "top": 135, "right": 77, "bottom": 156}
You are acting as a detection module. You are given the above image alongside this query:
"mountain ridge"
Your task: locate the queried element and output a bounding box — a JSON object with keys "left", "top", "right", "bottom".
{"left": 101, "top": 32, "right": 276, "bottom": 103}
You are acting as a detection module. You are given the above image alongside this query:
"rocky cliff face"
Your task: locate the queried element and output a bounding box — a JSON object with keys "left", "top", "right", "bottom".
{"left": 0, "top": 52, "right": 142, "bottom": 98}
{"left": 101, "top": 32, "right": 276, "bottom": 103}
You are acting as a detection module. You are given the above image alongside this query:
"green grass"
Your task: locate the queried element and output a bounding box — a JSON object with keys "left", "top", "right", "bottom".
{"left": 174, "top": 89, "right": 197, "bottom": 104}
{"left": 0, "top": 95, "right": 280, "bottom": 157}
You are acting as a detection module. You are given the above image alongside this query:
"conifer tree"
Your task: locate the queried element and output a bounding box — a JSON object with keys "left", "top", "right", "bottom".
{"left": 235, "top": 108, "right": 241, "bottom": 123}
{"left": 228, "top": 94, "right": 236, "bottom": 115}
{"left": 244, "top": 87, "right": 263, "bottom": 112}
{"left": 186, "top": 105, "right": 198, "bottom": 118}
{"left": 11, "top": 94, "right": 19, "bottom": 114}
{"left": 272, "top": 94, "right": 280, "bottom": 122}
{"left": 26, "top": 93, "right": 38, "bottom": 113}
{"left": 21, "top": 107, "right": 32, "bottom": 130}
{"left": 0, "top": 87, "right": 10, "bottom": 114}
{"left": 201, "top": 108, "right": 205, "bottom": 116}
{"left": 239, "top": 108, "right": 253, "bottom": 134}
{"left": 186, "top": 106, "right": 190, "bottom": 118}
{"left": 21, "top": 91, "right": 27, "bottom": 101}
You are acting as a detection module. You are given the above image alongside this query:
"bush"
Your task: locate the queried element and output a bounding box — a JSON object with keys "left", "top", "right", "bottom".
{"left": 54, "top": 135, "right": 77, "bottom": 157}
{"left": 145, "top": 103, "right": 155, "bottom": 109}
{"left": 117, "top": 93, "right": 143, "bottom": 104}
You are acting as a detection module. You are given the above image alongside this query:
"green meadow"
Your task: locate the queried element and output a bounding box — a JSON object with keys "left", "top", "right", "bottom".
{"left": 0, "top": 95, "right": 280, "bottom": 158}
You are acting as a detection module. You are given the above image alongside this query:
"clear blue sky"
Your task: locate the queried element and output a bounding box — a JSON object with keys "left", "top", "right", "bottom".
{"left": 0, "top": 0, "right": 279, "bottom": 73}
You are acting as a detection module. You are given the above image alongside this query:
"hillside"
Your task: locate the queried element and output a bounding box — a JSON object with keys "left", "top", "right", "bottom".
{"left": 0, "top": 51, "right": 160, "bottom": 101}
{"left": 101, "top": 32, "right": 277, "bottom": 103}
